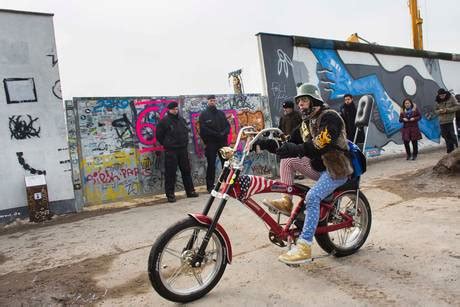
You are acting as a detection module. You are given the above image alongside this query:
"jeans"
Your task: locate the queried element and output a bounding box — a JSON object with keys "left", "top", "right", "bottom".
{"left": 300, "top": 171, "right": 348, "bottom": 244}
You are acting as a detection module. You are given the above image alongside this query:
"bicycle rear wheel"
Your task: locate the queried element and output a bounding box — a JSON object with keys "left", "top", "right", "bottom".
{"left": 315, "top": 191, "right": 371, "bottom": 257}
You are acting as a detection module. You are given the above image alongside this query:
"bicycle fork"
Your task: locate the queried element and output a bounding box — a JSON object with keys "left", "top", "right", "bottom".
{"left": 190, "top": 166, "right": 240, "bottom": 268}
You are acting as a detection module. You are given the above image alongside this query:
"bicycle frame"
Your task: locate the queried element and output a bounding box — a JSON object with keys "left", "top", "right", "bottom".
{"left": 190, "top": 127, "right": 355, "bottom": 267}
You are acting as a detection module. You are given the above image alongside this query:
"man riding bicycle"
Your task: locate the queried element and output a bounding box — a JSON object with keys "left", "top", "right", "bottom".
{"left": 274, "top": 83, "right": 353, "bottom": 264}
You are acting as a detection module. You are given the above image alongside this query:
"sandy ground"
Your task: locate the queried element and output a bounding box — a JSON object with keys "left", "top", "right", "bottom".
{"left": 0, "top": 148, "right": 459, "bottom": 306}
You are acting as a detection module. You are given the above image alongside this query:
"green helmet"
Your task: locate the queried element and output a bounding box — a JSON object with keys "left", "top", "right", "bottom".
{"left": 294, "top": 83, "right": 324, "bottom": 105}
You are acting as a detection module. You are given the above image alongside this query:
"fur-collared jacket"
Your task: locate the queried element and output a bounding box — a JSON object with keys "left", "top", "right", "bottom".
{"left": 435, "top": 92, "right": 460, "bottom": 125}
{"left": 300, "top": 107, "right": 354, "bottom": 179}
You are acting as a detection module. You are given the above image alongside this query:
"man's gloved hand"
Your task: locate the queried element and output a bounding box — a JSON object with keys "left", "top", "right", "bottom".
{"left": 276, "top": 142, "right": 305, "bottom": 159}
{"left": 252, "top": 139, "right": 279, "bottom": 154}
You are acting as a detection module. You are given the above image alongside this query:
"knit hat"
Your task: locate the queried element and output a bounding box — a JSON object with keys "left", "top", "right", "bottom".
{"left": 167, "top": 101, "right": 178, "bottom": 109}
{"left": 282, "top": 100, "right": 294, "bottom": 109}
{"left": 207, "top": 95, "right": 216, "bottom": 100}
{"left": 437, "top": 88, "right": 448, "bottom": 95}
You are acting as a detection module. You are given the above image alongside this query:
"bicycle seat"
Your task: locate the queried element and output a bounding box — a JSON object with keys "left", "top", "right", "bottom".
{"left": 293, "top": 183, "right": 309, "bottom": 193}
{"left": 334, "top": 176, "right": 360, "bottom": 192}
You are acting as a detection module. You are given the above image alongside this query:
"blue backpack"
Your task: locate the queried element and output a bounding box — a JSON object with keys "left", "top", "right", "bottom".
{"left": 347, "top": 140, "right": 366, "bottom": 178}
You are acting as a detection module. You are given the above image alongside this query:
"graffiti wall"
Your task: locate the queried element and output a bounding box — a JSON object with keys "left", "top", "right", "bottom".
{"left": 73, "top": 94, "right": 272, "bottom": 205}
{"left": 257, "top": 33, "right": 460, "bottom": 153}
{"left": 0, "top": 10, "right": 75, "bottom": 222}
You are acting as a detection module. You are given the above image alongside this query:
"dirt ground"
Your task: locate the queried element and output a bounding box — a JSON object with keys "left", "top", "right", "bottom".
{"left": 0, "top": 148, "right": 459, "bottom": 306}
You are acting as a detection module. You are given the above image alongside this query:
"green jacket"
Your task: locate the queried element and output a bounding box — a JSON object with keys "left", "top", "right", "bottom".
{"left": 435, "top": 94, "right": 460, "bottom": 124}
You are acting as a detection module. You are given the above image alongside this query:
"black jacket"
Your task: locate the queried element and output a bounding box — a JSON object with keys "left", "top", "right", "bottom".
{"left": 198, "top": 106, "right": 230, "bottom": 145}
{"left": 156, "top": 112, "right": 189, "bottom": 150}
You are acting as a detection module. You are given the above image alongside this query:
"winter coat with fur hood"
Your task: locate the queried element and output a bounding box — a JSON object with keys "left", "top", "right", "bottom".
{"left": 301, "top": 107, "right": 354, "bottom": 179}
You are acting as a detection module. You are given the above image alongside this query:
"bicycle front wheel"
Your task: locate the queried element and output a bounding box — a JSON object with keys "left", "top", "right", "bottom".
{"left": 148, "top": 217, "right": 228, "bottom": 303}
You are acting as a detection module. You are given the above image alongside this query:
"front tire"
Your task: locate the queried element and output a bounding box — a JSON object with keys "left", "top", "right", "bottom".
{"left": 148, "top": 217, "right": 228, "bottom": 303}
{"left": 315, "top": 191, "right": 372, "bottom": 257}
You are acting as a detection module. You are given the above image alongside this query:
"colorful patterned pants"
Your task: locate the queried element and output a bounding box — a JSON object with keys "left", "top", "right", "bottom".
{"left": 300, "top": 171, "right": 348, "bottom": 244}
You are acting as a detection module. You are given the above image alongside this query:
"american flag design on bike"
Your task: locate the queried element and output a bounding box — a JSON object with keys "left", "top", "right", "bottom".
{"left": 237, "top": 175, "right": 275, "bottom": 200}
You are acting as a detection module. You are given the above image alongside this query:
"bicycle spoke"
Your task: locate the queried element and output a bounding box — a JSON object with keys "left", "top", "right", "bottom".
{"left": 193, "top": 269, "right": 204, "bottom": 286}
{"left": 167, "top": 263, "right": 188, "bottom": 286}
{"left": 164, "top": 247, "right": 182, "bottom": 259}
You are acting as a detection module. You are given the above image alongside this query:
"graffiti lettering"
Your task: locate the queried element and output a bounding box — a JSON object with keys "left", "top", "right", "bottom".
{"left": 85, "top": 167, "right": 139, "bottom": 184}
{"left": 134, "top": 100, "right": 171, "bottom": 152}
{"left": 9, "top": 115, "right": 40, "bottom": 140}
{"left": 93, "top": 99, "right": 130, "bottom": 113}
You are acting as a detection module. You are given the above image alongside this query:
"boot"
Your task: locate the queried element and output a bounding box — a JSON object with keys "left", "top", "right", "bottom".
{"left": 262, "top": 195, "right": 293, "bottom": 214}
{"left": 404, "top": 142, "right": 411, "bottom": 160}
{"left": 278, "top": 239, "right": 312, "bottom": 264}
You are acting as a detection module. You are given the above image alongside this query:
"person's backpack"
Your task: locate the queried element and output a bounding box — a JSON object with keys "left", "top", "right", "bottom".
{"left": 347, "top": 140, "right": 366, "bottom": 178}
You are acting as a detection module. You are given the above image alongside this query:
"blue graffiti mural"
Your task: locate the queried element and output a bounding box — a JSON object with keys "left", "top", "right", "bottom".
{"left": 311, "top": 48, "right": 440, "bottom": 140}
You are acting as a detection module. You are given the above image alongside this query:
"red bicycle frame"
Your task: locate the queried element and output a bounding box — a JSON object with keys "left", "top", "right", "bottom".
{"left": 190, "top": 127, "right": 355, "bottom": 267}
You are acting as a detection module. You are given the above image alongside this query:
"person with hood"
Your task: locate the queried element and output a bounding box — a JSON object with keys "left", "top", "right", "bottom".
{"left": 399, "top": 98, "right": 422, "bottom": 160}
{"left": 274, "top": 83, "right": 353, "bottom": 264}
{"left": 434, "top": 89, "right": 460, "bottom": 153}
{"left": 198, "top": 95, "right": 230, "bottom": 193}
{"left": 156, "top": 101, "right": 198, "bottom": 202}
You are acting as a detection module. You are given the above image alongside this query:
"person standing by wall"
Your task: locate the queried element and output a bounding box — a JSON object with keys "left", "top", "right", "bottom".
{"left": 156, "top": 102, "right": 198, "bottom": 202}
{"left": 199, "top": 95, "right": 230, "bottom": 193}
{"left": 399, "top": 98, "right": 422, "bottom": 160}
{"left": 339, "top": 93, "right": 364, "bottom": 143}
{"left": 434, "top": 89, "right": 460, "bottom": 153}
{"left": 278, "top": 100, "right": 302, "bottom": 137}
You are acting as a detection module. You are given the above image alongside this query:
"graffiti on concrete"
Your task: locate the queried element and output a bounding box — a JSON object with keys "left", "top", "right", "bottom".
{"left": 16, "top": 152, "right": 46, "bottom": 175}
{"left": 52, "top": 80, "right": 62, "bottom": 99}
{"left": 132, "top": 99, "right": 171, "bottom": 153}
{"left": 73, "top": 94, "right": 271, "bottom": 205}
{"left": 3, "top": 78, "right": 38, "bottom": 104}
{"left": 9, "top": 115, "right": 40, "bottom": 139}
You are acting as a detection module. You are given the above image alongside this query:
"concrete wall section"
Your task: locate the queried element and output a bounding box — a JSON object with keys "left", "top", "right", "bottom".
{"left": 257, "top": 33, "right": 460, "bottom": 155}
{"left": 0, "top": 11, "right": 74, "bottom": 222}
{"left": 73, "top": 94, "right": 272, "bottom": 205}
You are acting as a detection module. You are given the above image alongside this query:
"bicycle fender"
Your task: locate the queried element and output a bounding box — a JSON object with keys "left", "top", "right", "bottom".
{"left": 188, "top": 213, "right": 233, "bottom": 264}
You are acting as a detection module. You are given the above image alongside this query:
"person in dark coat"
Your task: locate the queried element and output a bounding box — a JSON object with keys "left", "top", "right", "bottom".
{"left": 156, "top": 101, "right": 198, "bottom": 202}
{"left": 434, "top": 89, "right": 460, "bottom": 153}
{"left": 198, "top": 95, "right": 230, "bottom": 193}
{"left": 278, "top": 100, "right": 302, "bottom": 137}
{"left": 399, "top": 98, "right": 422, "bottom": 160}
{"left": 339, "top": 94, "right": 364, "bottom": 142}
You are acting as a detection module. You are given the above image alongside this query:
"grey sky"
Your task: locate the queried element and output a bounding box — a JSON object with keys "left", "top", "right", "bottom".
{"left": 1, "top": 0, "right": 459, "bottom": 100}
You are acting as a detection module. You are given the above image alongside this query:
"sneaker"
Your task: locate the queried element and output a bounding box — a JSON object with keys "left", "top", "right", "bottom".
{"left": 278, "top": 240, "right": 312, "bottom": 264}
{"left": 262, "top": 195, "right": 293, "bottom": 215}
{"left": 412, "top": 155, "right": 417, "bottom": 160}
{"left": 187, "top": 191, "right": 199, "bottom": 198}
{"left": 406, "top": 154, "right": 411, "bottom": 160}
{"left": 167, "top": 195, "right": 176, "bottom": 203}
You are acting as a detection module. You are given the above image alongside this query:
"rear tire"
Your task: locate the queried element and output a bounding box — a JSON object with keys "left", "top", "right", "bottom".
{"left": 315, "top": 191, "right": 372, "bottom": 257}
{"left": 148, "top": 217, "right": 228, "bottom": 303}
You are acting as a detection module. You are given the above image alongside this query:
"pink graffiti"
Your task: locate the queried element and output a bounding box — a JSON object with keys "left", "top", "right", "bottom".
{"left": 134, "top": 99, "right": 173, "bottom": 153}
{"left": 86, "top": 167, "right": 139, "bottom": 184}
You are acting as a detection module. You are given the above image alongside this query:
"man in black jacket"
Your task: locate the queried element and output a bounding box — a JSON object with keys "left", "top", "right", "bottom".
{"left": 198, "top": 95, "right": 230, "bottom": 193}
{"left": 339, "top": 94, "right": 364, "bottom": 143}
{"left": 156, "top": 101, "right": 198, "bottom": 202}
